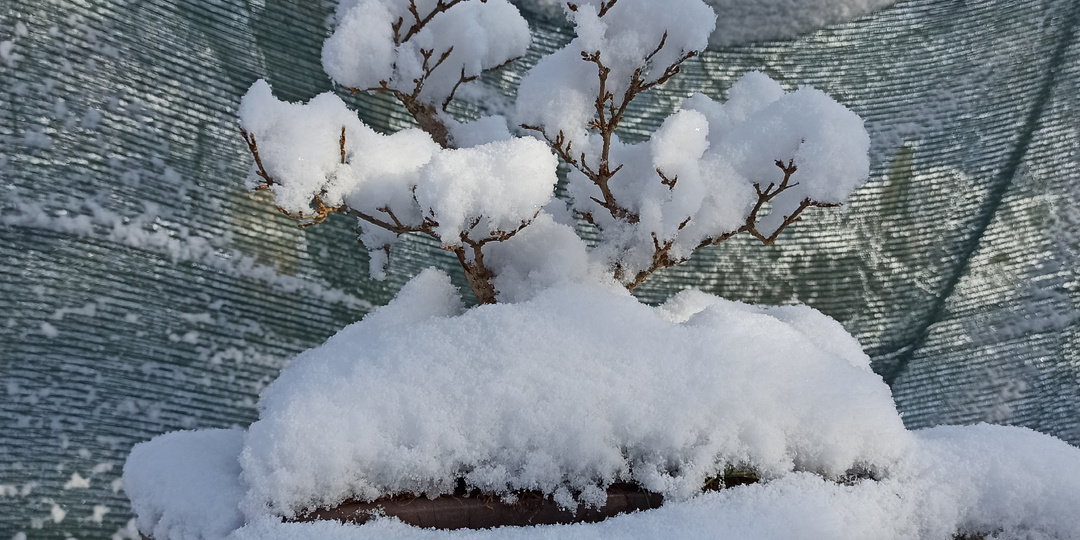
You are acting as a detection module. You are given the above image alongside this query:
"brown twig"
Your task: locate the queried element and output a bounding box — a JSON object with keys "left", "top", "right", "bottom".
{"left": 598, "top": 0, "right": 618, "bottom": 17}
{"left": 696, "top": 159, "right": 840, "bottom": 249}
{"left": 740, "top": 159, "right": 839, "bottom": 245}
{"left": 393, "top": 0, "right": 473, "bottom": 46}
{"left": 444, "top": 67, "right": 479, "bottom": 112}
{"left": 339, "top": 126, "right": 346, "bottom": 164}
{"left": 622, "top": 216, "right": 690, "bottom": 290}
{"left": 526, "top": 30, "right": 695, "bottom": 229}
{"left": 343, "top": 0, "right": 523, "bottom": 151}
{"left": 625, "top": 160, "right": 841, "bottom": 288}
{"left": 566, "top": 0, "right": 618, "bottom": 16}
{"left": 239, "top": 128, "right": 274, "bottom": 189}
{"left": 657, "top": 168, "right": 677, "bottom": 190}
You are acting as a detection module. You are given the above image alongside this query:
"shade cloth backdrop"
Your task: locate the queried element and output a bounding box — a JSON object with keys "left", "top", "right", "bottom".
{"left": 1, "top": 0, "right": 1078, "bottom": 536}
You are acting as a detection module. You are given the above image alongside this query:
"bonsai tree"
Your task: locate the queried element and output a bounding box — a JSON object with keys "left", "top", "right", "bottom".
{"left": 122, "top": 1, "right": 1080, "bottom": 538}
{"left": 237, "top": 0, "right": 870, "bottom": 305}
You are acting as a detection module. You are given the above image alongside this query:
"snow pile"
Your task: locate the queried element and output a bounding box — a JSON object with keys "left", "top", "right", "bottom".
{"left": 227, "top": 422, "right": 1080, "bottom": 540}
{"left": 237, "top": 269, "right": 909, "bottom": 518}
{"left": 121, "top": 273, "right": 1080, "bottom": 539}
{"left": 123, "top": 429, "right": 246, "bottom": 540}
{"left": 512, "top": 0, "right": 898, "bottom": 47}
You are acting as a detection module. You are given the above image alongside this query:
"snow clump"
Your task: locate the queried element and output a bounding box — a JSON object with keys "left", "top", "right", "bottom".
{"left": 322, "top": 0, "right": 530, "bottom": 105}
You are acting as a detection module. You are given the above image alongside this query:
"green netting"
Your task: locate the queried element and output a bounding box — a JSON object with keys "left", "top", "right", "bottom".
{"left": 1, "top": 0, "right": 1077, "bottom": 536}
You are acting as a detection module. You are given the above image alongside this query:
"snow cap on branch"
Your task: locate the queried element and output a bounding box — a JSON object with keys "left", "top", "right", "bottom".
{"left": 687, "top": 73, "right": 871, "bottom": 235}
{"left": 237, "top": 79, "right": 439, "bottom": 219}
{"left": 516, "top": 0, "right": 716, "bottom": 152}
{"left": 323, "top": 0, "right": 531, "bottom": 107}
{"left": 532, "top": 68, "right": 869, "bottom": 286}
{"left": 415, "top": 137, "right": 559, "bottom": 246}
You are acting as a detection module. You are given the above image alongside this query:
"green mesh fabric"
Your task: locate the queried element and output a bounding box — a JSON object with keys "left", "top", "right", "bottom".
{"left": 1, "top": 0, "right": 1077, "bottom": 535}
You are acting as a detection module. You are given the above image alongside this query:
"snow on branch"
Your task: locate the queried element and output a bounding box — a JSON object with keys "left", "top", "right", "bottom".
{"left": 238, "top": 75, "right": 556, "bottom": 304}
{"left": 240, "top": 0, "right": 869, "bottom": 305}
{"left": 322, "top": 0, "right": 530, "bottom": 148}
{"left": 518, "top": 37, "right": 868, "bottom": 288}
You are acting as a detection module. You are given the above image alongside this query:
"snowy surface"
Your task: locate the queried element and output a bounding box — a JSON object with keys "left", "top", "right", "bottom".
{"left": 513, "top": 0, "right": 898, "bottom": 46}
{"left": 229, "top": 422, "right": 1080, "bottom": 540}
{"left": 122, "top": 271, "right": 1080, "bottom": 539}
{"left": 238, "top": 270, "right": 909, "bottom": 518}
{"left": 226, "top": 423, "right": 1080, "bottom": 540}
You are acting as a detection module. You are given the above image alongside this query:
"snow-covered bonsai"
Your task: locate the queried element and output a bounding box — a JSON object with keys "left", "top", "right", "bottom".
{"left": 236, "top": 0, "right": 868, "bottom": 305}
{"left": 122, "top": 1, "right": 1080, "bottom": 538}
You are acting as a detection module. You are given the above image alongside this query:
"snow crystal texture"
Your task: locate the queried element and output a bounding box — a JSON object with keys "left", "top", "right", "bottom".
{"left": 238, "top": 269, "right": 910, "bottom": 518}
{"left": 123, "top": 429, "right": 246, "bottom": 540}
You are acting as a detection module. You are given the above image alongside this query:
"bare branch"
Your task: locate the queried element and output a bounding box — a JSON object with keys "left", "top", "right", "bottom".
{"left": 695, "top": 159, "right": 840, "bottom": 250}
{"left": 395, "top": 0, "right": 470, "bottom": 46}
{"left": 239, "top": 128, "right": 275, "bottom": 189}
{"left": 597, "top": 0, "right": 617, "bottom": 17}
{"left": 657, "top": 168, "right": 677, "bottom": 190}
{"left": 276, "top": 193, "right": 343, "bottom": 228}
{"left": 625, "top": 157, "right": 844, "bottom": 289}
{"left": 565, "top": 0, "right": 616, "bottom": 16}
{"left": 620, "top": 214, "right": 691, "bottom": 290}
{"left": 415, "top": 47, "right": 455, "bottom": 98}
{"left": 443, "top": 67, "right": 479, "bottom": 111}
{"left": 339, "top": 126, "right": 346, "bottom": 164}
{"left": 545, "top": 31, "right": 695, "bottom": 228}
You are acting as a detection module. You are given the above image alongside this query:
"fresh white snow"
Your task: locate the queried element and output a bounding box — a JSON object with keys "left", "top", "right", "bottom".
{"left": 236, "top": 270, "right": 909, "bottom": 518}
{"left": 123, "top": 429, "right": 246, "bottom": 540}
{"left": 123, "top": 274, "right": 1080, "bottom": 539}
{"left": 323, "top": 0, "right": 530, "bottom": 106}
{"left": 123, "top": 0, "right": 1080, "bottom": 538}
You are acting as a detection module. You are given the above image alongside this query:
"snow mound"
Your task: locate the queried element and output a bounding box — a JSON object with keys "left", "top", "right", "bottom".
{"left": 123, "top": 429, "right": 246, "bottom": 540}
{"left": 237, "top": 269, "right": 910, "bottom": 519}
{"left": 124, "top": 423, "right": 1080, "bottom": 540}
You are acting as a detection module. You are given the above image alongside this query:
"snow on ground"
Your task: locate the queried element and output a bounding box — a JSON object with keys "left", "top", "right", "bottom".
{"left": 123, "top": 270, "right": 1080, "bottom": 540}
